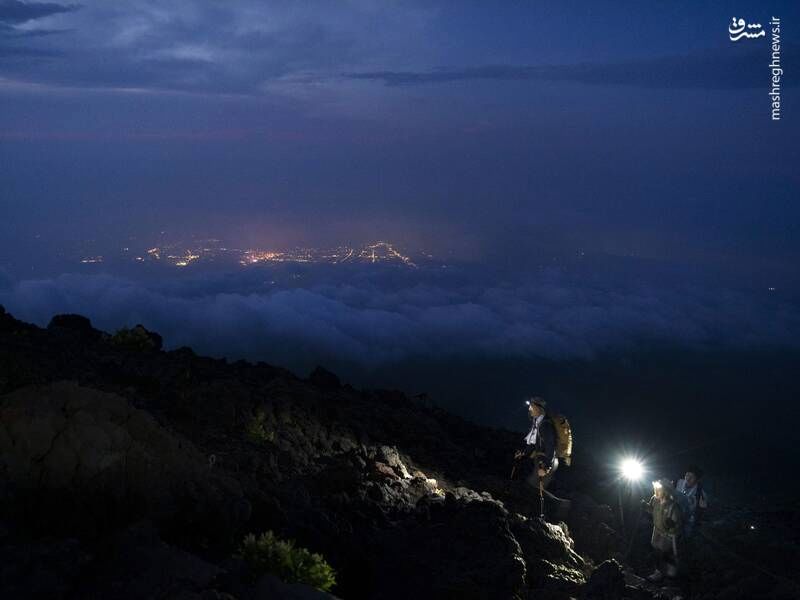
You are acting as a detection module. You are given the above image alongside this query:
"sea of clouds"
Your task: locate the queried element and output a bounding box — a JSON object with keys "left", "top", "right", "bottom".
{"left": 1, "top": 261, "right": 798, "bottom": 373}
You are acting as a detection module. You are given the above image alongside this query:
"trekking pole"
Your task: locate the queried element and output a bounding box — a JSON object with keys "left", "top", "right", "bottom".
{"left": 538, "top": 475, "right": 545, "bottom": 518}
{"left": 506, "top": 455, "right": 519, "bottom": 495}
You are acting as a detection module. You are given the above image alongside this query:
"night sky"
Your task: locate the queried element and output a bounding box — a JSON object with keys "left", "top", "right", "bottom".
{"left": 1, "top": 2, "right": 799, "bottom": 449}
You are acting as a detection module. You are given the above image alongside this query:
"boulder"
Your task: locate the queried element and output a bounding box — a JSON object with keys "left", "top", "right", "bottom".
{"left": 511, "top": 516, "right": 586, "bottom": 596}
{"left": 583, "top": 559, "right": 626, "bottom": 600}
{"left": 77, "top": 521, "right": 220, "bottom": 600}
{"left": 254, "top": 574, "right": 340, "bottom": 599}
{"left": 0, "top": 537, "right": 91, "bottom": 599}
{"left": 567, "top": 493, "right": 620, "bottom": 562}
{"left": 47, "top": 314, "right": 103, "bottom": 341}
{"left": 308, "top": 366, "right": 341, "bottom": 390}
{"left": 0, "top": 381, "right": 246, "bottom": 542}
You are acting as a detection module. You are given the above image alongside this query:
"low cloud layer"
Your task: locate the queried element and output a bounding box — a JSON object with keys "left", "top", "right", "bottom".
{"left": 346, "top": 45, "right": 800, "bottom": 91}
{"left": 1, "top": 264, "right": 797, "bottom": 374}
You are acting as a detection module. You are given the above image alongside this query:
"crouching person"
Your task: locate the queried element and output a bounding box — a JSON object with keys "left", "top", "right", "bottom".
{"left": 644, "top": 478, "right": 684, "bottom": 583}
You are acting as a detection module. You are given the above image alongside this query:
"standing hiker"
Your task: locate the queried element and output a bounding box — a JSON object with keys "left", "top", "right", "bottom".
{"left": 644, "top": 478, "right": 684, "bottom": 583}
{"left": 514, "top": 396, "right": 559, "bottom": 488}
{"left": 676, "top": 465, "right": 708, "bottom": 537}
{"left": 675, "top": 465, "right": 708, "bottom": 598}
{"left": 512, "top": 396, "right": 572, "bottom": 519}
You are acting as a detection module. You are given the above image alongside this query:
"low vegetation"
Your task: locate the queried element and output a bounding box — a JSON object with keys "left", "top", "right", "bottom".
{"left": 237, "top": 531, "right": 337, "bottom": 592}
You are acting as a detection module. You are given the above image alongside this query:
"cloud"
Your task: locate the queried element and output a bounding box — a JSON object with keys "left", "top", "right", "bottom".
{"left": 346, "top": 45, "right": 800, "bottom": 90}
{"left": 0, "top": 0, "right": 76, "bottom": 24}
{"left": 0, "top": 1, "right": 437, "bottom": 95}
{"left": 0, "top": 1, "right": 76, "bottom": 61}
{"left": 0, "top": 265, "right": 797, "bottom": 374}
{"left": 3, "top": 1, "right": 792, "bottom": 103}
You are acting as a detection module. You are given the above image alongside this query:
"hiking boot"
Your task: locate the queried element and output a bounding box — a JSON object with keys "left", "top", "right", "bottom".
{"left": 646, "top": 569, "right": 664, "bottom": 583}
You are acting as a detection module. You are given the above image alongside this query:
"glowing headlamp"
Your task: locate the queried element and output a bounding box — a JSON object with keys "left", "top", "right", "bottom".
{"left": 620, "top": 458, "right": 644, "bottom": 482}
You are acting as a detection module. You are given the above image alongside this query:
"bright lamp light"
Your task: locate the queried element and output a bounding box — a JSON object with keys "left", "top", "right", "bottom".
{"left": 620, "top": 458, "right": 644, "bottom": 481}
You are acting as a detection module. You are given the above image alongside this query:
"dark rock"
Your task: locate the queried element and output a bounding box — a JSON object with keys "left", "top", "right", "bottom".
{"left": 308, "top": 366, "right": 341, "bottom": 390}
{"left": 624, "top": 584, "right": 656, "bottom": 600}
{"left": 254, "top": 574, "right": 339, "bottom": 599}
{"left": 77, "top": 521, "right": 220, "bottom": 600}
{"left": 567, "top": 493, "right": 620, "bottom": 562}
{"left": 200, "top": 591, "right": 238, "bottom": 600}
{"left": 583, "top": 559, "right": 626, "bottom": 600}
{"left": 512, "top": 516, "right": 586, "bottom": 596}
{"left": 0, "top": 537, "right": 91, "bottom": 599}
{"left": 47, "top": 314, "right": 101, "bottom": 340}
{"left": 136, "top": 324, "right": 163, "bottom": 350}
{"left": 368, "top": 492, "right": 528, "bottom": 599}
{"left": 0, "top": 381, "right": 247, "bottom": 544}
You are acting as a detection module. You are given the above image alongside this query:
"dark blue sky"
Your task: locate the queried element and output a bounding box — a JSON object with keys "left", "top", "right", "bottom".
{"left": 1, "top": 1, "right": 798, "bottom": 279}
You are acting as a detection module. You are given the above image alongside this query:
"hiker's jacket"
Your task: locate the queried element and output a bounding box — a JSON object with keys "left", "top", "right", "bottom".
{"left": 676, "top": 478, "right": 707, "bottom": 535}
{"left": 646, "top": 493, "right": 683, "bottom": 555}
{"left": 648, "top": 495, "right": 683, "bottom": 537}
{"left": 520, "top": 415, "right": 557, "bottom": 471}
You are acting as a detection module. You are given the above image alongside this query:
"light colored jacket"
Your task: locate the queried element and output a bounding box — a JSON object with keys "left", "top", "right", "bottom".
{"left": 648, "top": 493, "right": 683, "bottom": 553}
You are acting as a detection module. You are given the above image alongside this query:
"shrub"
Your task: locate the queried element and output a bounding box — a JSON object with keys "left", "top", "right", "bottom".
{"left": 245, "top": 410, "right": 275, "bottom": 443}
{"left": 110, "top": 325, "right": 158, "bottom": 351}
{"left": 238, "top": 531, "right": 336, "bottom": 592}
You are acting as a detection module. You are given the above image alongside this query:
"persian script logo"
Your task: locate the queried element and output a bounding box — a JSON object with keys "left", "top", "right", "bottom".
{"left": 728, "top": 17, "right": 765, "bottom": 41}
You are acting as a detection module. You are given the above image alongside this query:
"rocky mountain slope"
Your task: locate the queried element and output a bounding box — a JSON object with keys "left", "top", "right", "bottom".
{"left": 0, "top": 307, "right": 670, "bottom": 599}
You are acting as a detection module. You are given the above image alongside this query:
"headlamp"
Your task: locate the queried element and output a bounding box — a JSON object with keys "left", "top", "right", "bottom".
{"left": 620, "top": 458, "right": 644, "bottom": 482}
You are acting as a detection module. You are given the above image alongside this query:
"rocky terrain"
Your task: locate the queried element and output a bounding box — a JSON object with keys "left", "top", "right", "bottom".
{"left": 1, "top": 306, "right": 797, "bottom": 599}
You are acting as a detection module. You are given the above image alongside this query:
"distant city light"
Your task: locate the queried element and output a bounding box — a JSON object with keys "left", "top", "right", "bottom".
{"left": 75, "top": 238, "right": 425, "bottom": 271}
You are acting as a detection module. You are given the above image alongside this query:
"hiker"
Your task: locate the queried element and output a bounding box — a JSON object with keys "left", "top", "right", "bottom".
{"left": 674, "top": 465, "right": 708, "bottom": 598}
{"left": 514, "top": 396, "right": 558, "bottom": 488}
{"left": 676, "top": 465, "right": 708, "bottom": 537}
{"left": 644, "top": 478, "right": 684, "bottom": 583}
{"left": 511, "top": 396, "right": 573, "bottom": 520}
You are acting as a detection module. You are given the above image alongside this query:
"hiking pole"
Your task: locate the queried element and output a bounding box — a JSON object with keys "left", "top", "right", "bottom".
{"left": 538, "top": 475, "right": 545, "bottom": 518}
{"left": 506, "top": 455, "right": 520, "bottom": 495}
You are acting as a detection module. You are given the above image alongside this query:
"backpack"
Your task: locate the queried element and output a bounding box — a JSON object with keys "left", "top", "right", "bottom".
{"left": 547, "top": 414, "right": 573, "bottom": 466}
{"left": 672, "top": 487, "right": 691, "bottom": 534}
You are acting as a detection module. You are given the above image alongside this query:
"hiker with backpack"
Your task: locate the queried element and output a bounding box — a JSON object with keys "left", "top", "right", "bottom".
{"left": 513, "top": 396, "right": 573, "bottom": 518}
{"left": 674, "top": 465, "right": 708, "bottom": 598}
{"left": 676, "top": 465, "right": 708, "bottom": 537}
{"left": 514, "top": 396, "right": 559, "bottom": 487}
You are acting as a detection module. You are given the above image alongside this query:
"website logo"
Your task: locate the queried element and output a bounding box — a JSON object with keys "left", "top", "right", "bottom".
{"left": 728, "top": 18, "right": 765, "bottom": 42}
